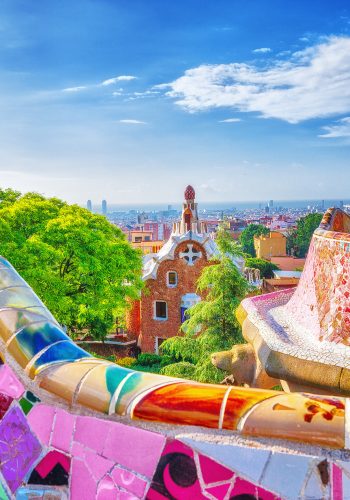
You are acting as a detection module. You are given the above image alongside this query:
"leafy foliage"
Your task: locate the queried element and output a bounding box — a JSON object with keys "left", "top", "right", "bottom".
{"left": 288, "top": 213, "right": 323, "bottom": 257}
{"left": 160, "top": 362, "right": 196, "bottom": 379}
{"left": 0, "top": 189, "right": 143, "bottom": 340}
{"left": 160, "top": 227, "right": 248, "bottom": 383}
{"left": 0, "top": 188, "right": 21, "bottom": 208}
{"left": 116, "top": 357, "right": 137, "bottom": 368}
{"left": 239, "top": 224, "right": 269, "bottom": 257}
{"left": 245, "top": 257, "right": 280, "bottom": 278}
{"left": 135, "top": 353, "right": 163, "bottom": 366}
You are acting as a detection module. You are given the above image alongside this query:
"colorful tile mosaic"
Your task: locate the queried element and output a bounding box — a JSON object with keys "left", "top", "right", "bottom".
{"left": 236, "top": 208, "right": 350, "bottom": 395}
{"left": 0, "top": 224, "right": 350, "bottom": 498}
{"left": 0, "top": 406, "right": 41, "bottom": 492}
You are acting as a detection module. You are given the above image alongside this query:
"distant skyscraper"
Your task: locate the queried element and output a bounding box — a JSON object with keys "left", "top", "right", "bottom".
{"left": 269, "top": 200, "right": 274, "bottom": 208}
{"left": 87, "top": 200, "right": 92, "bottom": 212}
{"left": 340, "top": 200, "right": 344, "bottom": 209}
{"left": 102, "top": 199, "right": 107, "bottom": 216}
{"left": 321, "top": 200, "right": 325, "bottom": 210}
{"left": 168, "top": 204, "right": 172, "bottom": 211}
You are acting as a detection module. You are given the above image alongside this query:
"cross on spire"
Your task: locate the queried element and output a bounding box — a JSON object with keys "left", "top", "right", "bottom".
{"left": 179, "top": 244, "right": 202, "bottom": 266}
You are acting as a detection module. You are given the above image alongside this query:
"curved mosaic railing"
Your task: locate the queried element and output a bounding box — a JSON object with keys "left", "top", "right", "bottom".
{"left": 0, "top": 255, "right": 348, "bottom": 453}
{"left": 238, "top": 208, "right": 350, "bottom": 397}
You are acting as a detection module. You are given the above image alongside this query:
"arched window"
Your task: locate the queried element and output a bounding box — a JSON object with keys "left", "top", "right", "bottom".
{"left": 167, "top": 271, "right": 178, "bottom": 287}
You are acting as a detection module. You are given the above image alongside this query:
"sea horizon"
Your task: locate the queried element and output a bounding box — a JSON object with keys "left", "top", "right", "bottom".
{"left": 89, "top": 198, "right": 349, "bottom": 213}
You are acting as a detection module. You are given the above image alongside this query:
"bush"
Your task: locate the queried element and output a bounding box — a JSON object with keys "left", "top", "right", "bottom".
{"left": 160, "top": 362, "right": 196, "bottom": 379}
{"left": 116, "top": 356, "right": 136, "bottom": 368}
{"left": 159, "top": 355, "right": 175, "bottom": 368}
{"left": 160, "top": 336, "right": 200, "bottom": 364}
{"left": 136, "top": 353, "right": 162, "bottom": 366}
{"left": 245, "top": 257, "right": 279, "bottom": 279}
{"left": 132, "top": 364, "right": 161, "bottom": 374}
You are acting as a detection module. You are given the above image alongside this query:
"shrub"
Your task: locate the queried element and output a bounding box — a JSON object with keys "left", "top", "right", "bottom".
{"left": 136, "top": 353, "right": 162, "bottom": 366}
{"left": 116, "top": 356, "right": 136, "bottom": 368}
{"left": 160, "top": 362, "right": 196, "bottom": 379}
{"left": 132, "top": 364, "right": 161, "bottom": 374}
{"left": 159, "top": 354, "right": 175, "bottom": 368}
{"left": 245, "top": 257, "right": 279, "bottom": 279}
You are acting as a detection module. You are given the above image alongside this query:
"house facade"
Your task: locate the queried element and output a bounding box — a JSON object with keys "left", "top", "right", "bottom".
{"left": 126, "top": 185, "right": 225, "bottom": 353}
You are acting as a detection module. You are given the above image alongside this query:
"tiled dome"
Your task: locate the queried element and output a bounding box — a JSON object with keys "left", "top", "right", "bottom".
{"left": 184, "top": 185, "right": 195, "bottom": 201}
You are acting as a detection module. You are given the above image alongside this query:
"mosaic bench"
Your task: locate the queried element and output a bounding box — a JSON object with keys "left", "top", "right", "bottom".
{"left": 236, "top": 208, "right": 350, "bottom": 396}
{"left": 0, "top": 253, "right": 350, "bottom": 498}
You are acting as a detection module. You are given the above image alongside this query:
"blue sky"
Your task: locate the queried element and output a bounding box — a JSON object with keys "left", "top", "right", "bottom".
{"left": 0, "top": 0, "right": 350, "bottom": 205}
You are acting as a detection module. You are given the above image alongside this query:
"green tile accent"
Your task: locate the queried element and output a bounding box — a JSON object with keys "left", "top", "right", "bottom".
{"left": 19, "top": 398, "right": 32, "bottom": 415}
{"left": 0, "top": 482, "right": 8, "bottom": 500}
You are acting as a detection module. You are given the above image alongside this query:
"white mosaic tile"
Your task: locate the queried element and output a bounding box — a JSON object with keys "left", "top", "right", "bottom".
{"left": 260, "top": 452, "right": 313, "bottom": 500}
{"left": 303, "top": 470, "right": 325, "bottom": 500}
{"left": 343, "top": 473, "right": 350, "bottom": 500}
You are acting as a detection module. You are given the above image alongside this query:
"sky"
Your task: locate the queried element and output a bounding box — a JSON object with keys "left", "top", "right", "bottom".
{"left": 0, "top": 0, "right": 350, "bottom": 205}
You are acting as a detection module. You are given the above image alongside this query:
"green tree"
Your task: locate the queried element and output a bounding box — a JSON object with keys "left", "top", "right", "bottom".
{"left": 240, "top": 224, "right": 269, "bottom": 257}
{"left": 286, "top": 228, "right": 297, "bottom": 256}
{"left": 0, "top": 188, "right": 21, "bottom": 208}
{"left": 245, "top": 257, "right": 279, "bottom": 278}
{"left": 0, "top": 190, "right": 143, "bottom": 340}
{"left": 160, "top": 227, "right": 248, "bottom": 383}
{"left": 294, "top": 213, "right": 323, "bottom": 257}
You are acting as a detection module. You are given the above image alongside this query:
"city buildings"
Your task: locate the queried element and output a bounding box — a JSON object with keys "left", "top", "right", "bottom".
{"left": 86, "top": 199, "right": 92, "bottom": 212}
{"left": 254, "top": 231, "right": 287, "bottom": 259}
{"left": 102, "top": 199, "right": 107, "bottom": 216}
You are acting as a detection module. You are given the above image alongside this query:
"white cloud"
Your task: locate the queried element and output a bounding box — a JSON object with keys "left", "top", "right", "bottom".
{"left": 319, "top": 117, "right": 350, "bottom": 138}
{"left": 101, "top": 75, "right": 136, "bottom": 86}
{"left": 252, "top": 47, "right": 271, "bottom": 53}
{"left": 161, "top": 36, "right": 350, "bottom": 123}
{"left": 219, "top": 118, "right": 241, "bottom": 123}
{"left": 118, "top": 119, "right": 147, "bottom": 124}
{"left": 62, "top": 86, "right": 86, "bottom": 92}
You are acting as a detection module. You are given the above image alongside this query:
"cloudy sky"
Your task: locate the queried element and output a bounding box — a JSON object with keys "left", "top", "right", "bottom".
{"left": 0, "top": 0, "right": 350, "bottom": 205}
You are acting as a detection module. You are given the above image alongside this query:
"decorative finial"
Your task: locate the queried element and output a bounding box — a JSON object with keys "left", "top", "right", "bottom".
{"left": 184, "top": 185, "right": 195, "bottom": 201}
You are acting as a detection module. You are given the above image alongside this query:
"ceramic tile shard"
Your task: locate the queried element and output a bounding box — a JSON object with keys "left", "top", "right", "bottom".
{"left": 0, "top": 406, "right": 41, "bottom": 492}
{"left": 28, "top": 450, "right": 70, "bottom": 486}
{"left": 0, "top": 365, "right": 24, "bottom": 399}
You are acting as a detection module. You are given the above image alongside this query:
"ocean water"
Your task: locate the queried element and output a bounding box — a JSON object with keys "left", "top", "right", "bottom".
{"left": 92, "top": 199, "right": 349, "bottom": 213}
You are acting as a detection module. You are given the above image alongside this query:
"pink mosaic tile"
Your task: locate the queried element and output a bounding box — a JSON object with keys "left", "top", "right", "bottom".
{"left": 27, "top": 403, "right": 55, "bottom": 446}
{"left": 198, "top": 453, "right": 234, "bottom": 484}
{"left": 84, "top": 449, "right": 114, "bottom": 481}
{"left": 206, "top": 483, "right": 232, "bottom": 499}
{"left": 96, "top": 475, "right": 117, "bottom": 500}
{"left": 111, "top": 466, "right": 148, "bottom": 497}
{"left": 103, "top": 422, "right": 166, "bottom": 479}
{"left": 70, "top": 459, "right": 96, "bottom": 500}
{"left": 232, "top": 477, "right": 277, "bottom": 499}
{"left": 74, "top": 415, "right": 109, "bottom": 454}
{"left": 332, "top": 463, "right": 343, "bottom": 500}
{"left": 51, "top": 409, "right": 75, "bottom": 453}
{"left": 0, "top": 365, "right": 24, "bottom": 399}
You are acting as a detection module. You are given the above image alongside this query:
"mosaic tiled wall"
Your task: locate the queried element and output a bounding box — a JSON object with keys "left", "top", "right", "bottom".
{"left": 1, "top": 361, "right": 350, "bottom": 499}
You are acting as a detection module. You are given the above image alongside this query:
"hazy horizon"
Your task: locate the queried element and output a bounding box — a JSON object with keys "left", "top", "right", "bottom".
{"left": 0, "top": 0, "right": 349, "bottom": 203}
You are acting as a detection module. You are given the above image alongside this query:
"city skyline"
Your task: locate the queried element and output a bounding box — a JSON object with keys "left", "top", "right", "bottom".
{"left": 0, "top": 0, "right": 350, "bottom": 204}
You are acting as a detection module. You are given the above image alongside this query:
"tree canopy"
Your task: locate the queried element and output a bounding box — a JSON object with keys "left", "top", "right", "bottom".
{"left": 245, "top": 257, "right": 279, "bottom": 278}
{"left": 287, "top": 213, "right": 323, "bottom": 257}
{"left": 0, "top": 188, "right": 143, "bottom": 340}
{"left": 160, "top": 227, "right": 248, "bottom": 383}
{"left": 239, "top": 223, "right": 269, "bottom": 257}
